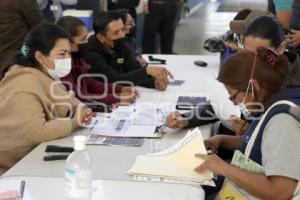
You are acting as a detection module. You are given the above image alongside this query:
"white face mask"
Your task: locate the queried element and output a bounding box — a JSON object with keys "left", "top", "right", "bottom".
{"left": 238, "top": 79, "right": 255, "bottom": 118}
{"left": 239, "top": 101, "right": 251, "bottom": 118}
{"left": 47, "top": 57, "right": 72, "bottom": 79}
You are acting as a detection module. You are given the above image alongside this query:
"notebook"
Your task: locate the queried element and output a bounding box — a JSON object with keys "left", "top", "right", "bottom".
{"left": 176, "top": 96, "right": 210, "bottom": 110}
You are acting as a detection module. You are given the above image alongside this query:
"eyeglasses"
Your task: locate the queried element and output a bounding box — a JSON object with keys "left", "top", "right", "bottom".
{"left": 229, "top": 89, "right": 241, "bottom": 102}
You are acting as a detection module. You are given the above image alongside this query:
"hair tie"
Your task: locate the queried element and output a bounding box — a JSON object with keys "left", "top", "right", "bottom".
{"left": 266, "top": 48, "right": 277, "bottom": 66}
{"left": 20, "top": 43, "right": 29, "bottom": 58}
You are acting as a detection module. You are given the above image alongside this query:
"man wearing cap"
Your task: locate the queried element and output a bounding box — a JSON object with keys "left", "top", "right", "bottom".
{"left": 228, "top": 11, "right": 300, "bottom": 137}
{"left": 229, "top": 10, "right": 275, "bottom": 48}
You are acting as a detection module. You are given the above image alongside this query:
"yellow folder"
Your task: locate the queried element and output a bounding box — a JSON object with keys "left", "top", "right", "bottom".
{"left": 128, "top": 128, "right": 214, "bottom": 186}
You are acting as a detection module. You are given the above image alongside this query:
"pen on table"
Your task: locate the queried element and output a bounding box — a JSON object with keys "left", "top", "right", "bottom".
{"left": 19, "top": 180, "right": 25, "bottom": 199}
{"left": 43, "top": 154, "right": 70, "bottom": 161}
{"left": 89, "top": 119, "right": 99, "bottom": 131}
{"left": 156, "top": 123, "right": 167, "bottom": 134}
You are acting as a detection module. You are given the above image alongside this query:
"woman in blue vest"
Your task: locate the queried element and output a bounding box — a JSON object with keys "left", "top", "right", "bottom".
{"left": 196, "top": 47, "right": 300, "bottom": 199}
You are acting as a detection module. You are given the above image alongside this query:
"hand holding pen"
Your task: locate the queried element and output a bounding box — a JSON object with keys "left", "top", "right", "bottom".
{"left": 165, "top": 111, "right": 188, "bottom": 129}
{"left": 73, "top": 103, "right": 96, "bottom": 128}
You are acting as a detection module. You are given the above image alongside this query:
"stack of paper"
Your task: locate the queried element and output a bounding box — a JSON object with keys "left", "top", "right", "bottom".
{"left": 81, "top": 104, "right": 171, "bottom": 138}
{"left": 86, "top": 135, "right": 144, "bottom": 146}
{"left": 81, "top": 117, "right": 160, "bottom": 138}
{"left": 127, "top": 128, "right": 215, "bottom": 186}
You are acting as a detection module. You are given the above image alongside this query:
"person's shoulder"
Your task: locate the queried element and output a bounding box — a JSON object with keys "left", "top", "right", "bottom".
{"left": 81, "top": 35, "right": 105, "bottom": 56}
{"left": 2, "top": 65, "right": 50, "bottom": 92}
{"left": 265, "top": 113, "right": 300, "bottom": 137}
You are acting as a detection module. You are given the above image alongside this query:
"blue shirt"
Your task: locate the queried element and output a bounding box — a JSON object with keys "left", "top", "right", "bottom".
{"left": 274, "top": 0, "right": 293, "bottom": 11}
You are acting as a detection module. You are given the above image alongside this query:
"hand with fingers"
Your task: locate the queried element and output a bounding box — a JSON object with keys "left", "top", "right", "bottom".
{"left": 119, "top": 92, "right": 138, "bottom": 105}
{"left": 146, "top": 66, "right": 174, "bottom": 85}
{"left": 154, "top": 79, "right": 168, "bottom": 91}
{"left": 228, "top": 115, "right": 249, "bottom": 135}
{"left": 194, "top": 153, "right": 228, "bottom": 176}
{"left": 121, "top": 86, "right": 140, "bottom": 98}
{"left": 286, "top": 30, "right": 300, "bottom": 47}
{"left": 203, "top": 135, "right": 223, "bottom": 154}
{"left": 165, "top": 111, "right": 189, "bottom": 129}
{"left": 73, "top": 103, "right": 95, "bottom": 127}
{"left": 143, "top": 3, "right": 149, "bottom": 14}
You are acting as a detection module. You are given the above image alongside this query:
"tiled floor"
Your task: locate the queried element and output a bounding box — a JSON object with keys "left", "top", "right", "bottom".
{"left": 174, "top": 0, "right": 267, "bottom": 55}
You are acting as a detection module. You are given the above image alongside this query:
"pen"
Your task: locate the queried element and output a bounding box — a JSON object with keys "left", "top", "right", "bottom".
{"left": 156, "top": 124, "right": 167, "bottom": 134}
{"left": 43, "top": 154, "right": 70, "bottom": 161}
{"left": 45, "top": 145, "right": 74, "bottom": 153}
{"left": 19, "top": 180, "right": 25, "bottom": 199}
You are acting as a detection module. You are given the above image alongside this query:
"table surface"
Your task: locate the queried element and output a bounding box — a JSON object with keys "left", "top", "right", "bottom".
{"left": 2, "top": 55, "right": 238, "bottom": 199}
{"left": 0, "top": 176, "right": 205, "bottom": 200}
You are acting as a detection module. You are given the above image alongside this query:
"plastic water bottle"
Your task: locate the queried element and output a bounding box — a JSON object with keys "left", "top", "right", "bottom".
{"left": 64, "top": 135, "right": 92, "bottom": 200}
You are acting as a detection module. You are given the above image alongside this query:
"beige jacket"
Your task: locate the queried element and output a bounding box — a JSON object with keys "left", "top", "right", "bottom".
{"left": 0, "top": 66, "right": 80, "bottom": 175}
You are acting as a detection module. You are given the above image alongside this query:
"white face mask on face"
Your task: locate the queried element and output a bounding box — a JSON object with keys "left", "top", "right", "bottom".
{"left": 47, "top": 57, "right": 72, "bottom": 79}
{"left": 239, "top": 101, "right": 251, "bottom": 118}
{"left": 238, "top": 79, "right": 255, "bottom": 118}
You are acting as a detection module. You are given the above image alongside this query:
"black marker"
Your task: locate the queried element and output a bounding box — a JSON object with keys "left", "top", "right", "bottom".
{"left": 19, "top": 180, "right": 25, "bottom": 199}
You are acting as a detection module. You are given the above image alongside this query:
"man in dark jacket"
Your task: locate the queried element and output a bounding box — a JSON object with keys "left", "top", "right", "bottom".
{"left": 80, "top": 11, "right": 172, "bottom": 91}
{"left": 0, "top": 0, "right": 43, "bottom": 70}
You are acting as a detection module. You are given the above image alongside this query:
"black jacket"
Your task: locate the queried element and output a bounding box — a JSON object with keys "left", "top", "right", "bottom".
{"left": 182, "top": 103, "right": 218, "bottom": 128}
{"left": 107, "top": 0, "right": 140, "bottom": 9}
{"left": 80, "top": 35, "right": 155, "bottom": 88}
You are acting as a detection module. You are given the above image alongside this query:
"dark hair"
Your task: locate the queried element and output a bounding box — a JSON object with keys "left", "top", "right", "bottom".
{"left": 112, "top": 9, "right": 129, "bottom": 25}
{"left": 245, "top": 16, "right": 285, "bottom": 48}
{"left": 57, "top": 16, "right": 86, "bottom": 38}
{"left": 93, "top": 11, "right": 121, "bottom": 35}
{"left": 19, "top": 23, "right": 70, "bottom": 67}
{"left": 218, "top": 48, "right": 289, "bottom": 103}
{"left": 0, "top": 23, "right": 70, "bottom": 79}
{"left": 233, "top": 9, "right": 252, "bottom": 20}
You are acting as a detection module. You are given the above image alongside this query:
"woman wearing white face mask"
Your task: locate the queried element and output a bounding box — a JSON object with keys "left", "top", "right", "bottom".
{"left": 196, "top": 48, "right": 300, "bottom": 200}
{"left": 0, "top": 23, "right": 94, "bottom": 175}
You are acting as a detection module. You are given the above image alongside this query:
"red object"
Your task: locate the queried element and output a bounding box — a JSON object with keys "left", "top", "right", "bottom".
{"left": 61, "top": 58, "right": 123, "bottom": 105}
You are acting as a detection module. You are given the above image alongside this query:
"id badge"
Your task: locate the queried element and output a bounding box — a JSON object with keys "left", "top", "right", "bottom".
{"left": 216, "top": 151, "right": 264, "bottom": 200}
{"left": 216, "top": 181, "right": 247, "bottom": 200}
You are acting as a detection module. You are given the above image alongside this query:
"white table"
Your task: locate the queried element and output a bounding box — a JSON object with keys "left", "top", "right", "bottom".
{"left": 2, "top": 55, "right": 238, "bottom": 199}
{"left": 0, "top": 176, "right": 204, "bottom": 200}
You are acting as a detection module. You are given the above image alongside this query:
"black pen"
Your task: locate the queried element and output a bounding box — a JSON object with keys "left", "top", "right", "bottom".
{"left": 19, "top": 180, "right": 25, "bottom": 199}
{"left": 43, "top": 154, "right": 70, "bottom": 161}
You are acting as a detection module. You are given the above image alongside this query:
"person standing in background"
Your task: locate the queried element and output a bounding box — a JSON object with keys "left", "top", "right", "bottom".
{"left": 290, "top": 0, "right": 300, "bottom": 30}
{"left": 118, "top": 10, "right": 147, "bottom": 67}
{"left": 107, "top": 0, "right": 140, "bottom": 22}
{"left": 273, "top": 0, "right": 293, "bottom": 29}
{"left": 0, "top": 0, "right": 43, "bottom": 70}
{"left": 267, "top": 0, "right": 276, "bottom": 15}
{"left": 286, "top": 0, "right": 300, "bottom": 49}
{"left": 142, "top": 0, "right": 184, "bottom": 54}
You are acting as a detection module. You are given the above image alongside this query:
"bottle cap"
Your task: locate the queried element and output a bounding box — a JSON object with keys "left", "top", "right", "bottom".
{"left": 73, "top": 135, "right": 87, "bottom": 151}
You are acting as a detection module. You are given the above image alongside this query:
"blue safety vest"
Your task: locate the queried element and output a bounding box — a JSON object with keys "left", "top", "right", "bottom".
{"left": 240, "top": 87, "right": 300, "bottom": 165}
